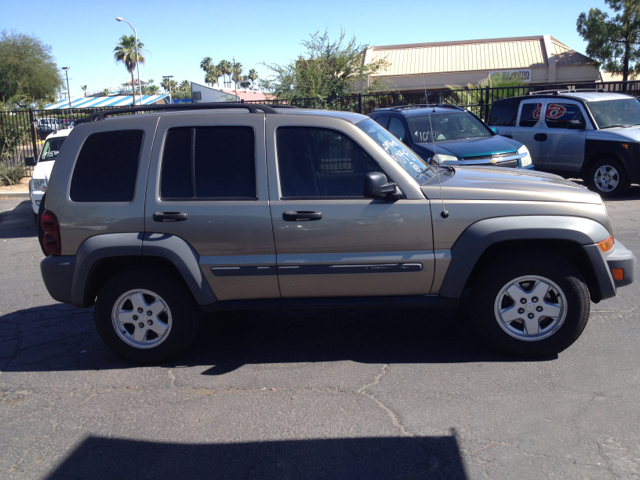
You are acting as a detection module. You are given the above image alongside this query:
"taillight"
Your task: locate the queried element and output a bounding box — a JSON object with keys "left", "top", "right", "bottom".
{"left": 41, "top": 210, "right": 61, "bottom": 256}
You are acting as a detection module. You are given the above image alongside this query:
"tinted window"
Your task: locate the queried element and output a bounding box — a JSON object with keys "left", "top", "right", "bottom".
{"left": 277, "top": 127, "right": 384, "bottom": 198}
{"left": 373, "top": 115, "right": 390, "bottom": 129}
{"left": 545, "top": 103, "right": 585, "bottom": 129}
{"left": 388, "top": 117, "right": 408, "bottom": 142}
{"left": 39, "top": 137, "right": 67, "bottom": 162}
{"left": 160, "top": 126, "right": 256, "bottom": 199}
{"left": 488, "top": 102, "right": 518, "bottom": 126}
{"left": 519, "top": 103, "right": 542, "bottom": 127}
{"left": 70, "top": 130, "right": 143, "bottom": 202}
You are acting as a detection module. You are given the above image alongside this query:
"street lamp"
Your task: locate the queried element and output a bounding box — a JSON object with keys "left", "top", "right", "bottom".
{"left": 116, "top": 17, "right": 142, "bottom": 106}
{"left": 62, "top": 67, "right": 72, "bottom": 109}
{"left": 162, "top": 75, "right": 173, "bottom": 99}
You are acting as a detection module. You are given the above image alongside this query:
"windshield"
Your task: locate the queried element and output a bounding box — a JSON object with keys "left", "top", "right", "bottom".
{"left": 357, "top": 118, "right": 432, "bottom": 182}
{"left": 587, "top": 98, "right": 640, "bottom": 129}
{"left": 408, "top": 112, "right": 492, "bottom": 143}
{"left": 39, "top": 137, "right": 66, "bottom": 162}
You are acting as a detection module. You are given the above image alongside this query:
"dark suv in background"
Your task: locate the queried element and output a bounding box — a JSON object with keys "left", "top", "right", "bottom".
{"left": 488, "top": 90, "right": 640, "bottom": 197}
{"left": 369, "top": 105, "right": 534, "bottom": 169}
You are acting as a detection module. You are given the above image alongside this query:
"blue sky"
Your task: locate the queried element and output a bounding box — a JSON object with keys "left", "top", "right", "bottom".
{"left": 3, "top": 0, "right": 608, "bottom": 98}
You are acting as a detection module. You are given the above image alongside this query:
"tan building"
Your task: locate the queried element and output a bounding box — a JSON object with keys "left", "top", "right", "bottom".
{"left": 362, "top": 35, "right": 600, "bottom": 92}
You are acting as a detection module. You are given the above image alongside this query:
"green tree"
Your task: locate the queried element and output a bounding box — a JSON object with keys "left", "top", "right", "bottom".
{"left": 102, "top": 88, "right": 109, "bottom": 97}
{"left": 446, "top": 72, "right": 527, "bottom": 116}
{"left": 80, "top": 85, "right": 87, "bottom": 97}
{"left": 577, "top": 0, "right": 640, "bottom": 81}
{"left": 247, "top": 69, "right": 259, "bottom": 89}
{"left": 113, "top": 34, "right": 147, "bottom": 106}
{"left": 260, "top": 30, "right": 389, "bottom": 109}
{"left": 200, "top": 57, "right": 214, "bottom": 85}
{"left": 0, "top": 30, "right": 63, "bottom": 108}
{"left": 232, "top": 62, "right": 243, "bottom": 91}
{"left": 218, "top": 60, "right": 232, "bottom": 88}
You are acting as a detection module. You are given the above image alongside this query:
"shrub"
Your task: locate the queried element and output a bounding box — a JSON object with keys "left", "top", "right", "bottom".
{"left": 0, "top": 160, "right": 25, "bottom": 186}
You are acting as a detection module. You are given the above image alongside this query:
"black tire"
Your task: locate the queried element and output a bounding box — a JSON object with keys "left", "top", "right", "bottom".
{"left": 470, "top": 251, "right": 590, "bottom": 358}
{"left": 587, "top": 157, "right": 629, "bottom": 198}
{"left": 37, "top": 193, "right": 48, "bottom": 256}
{"left": 94, "top": 267, "right": 201, "bottom": 364}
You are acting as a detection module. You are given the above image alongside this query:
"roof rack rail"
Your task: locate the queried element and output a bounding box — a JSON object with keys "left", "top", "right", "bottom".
{"left": 85, "top": 102, "right": 280, "bottom": 122}
{"left": 388, "top": 104, "right": 465, "bottom": 111}
{"left": 528, "top": 88, "right": 606, "bottom": 95}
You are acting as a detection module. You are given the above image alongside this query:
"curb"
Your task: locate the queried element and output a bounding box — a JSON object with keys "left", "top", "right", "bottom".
{"left": 0, "top": 192, "right": 30, "bottom": 199}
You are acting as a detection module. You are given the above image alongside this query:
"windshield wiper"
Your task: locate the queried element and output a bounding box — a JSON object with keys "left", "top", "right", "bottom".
{"left": 601, "top": 124, "right": 632, "bottom": 129}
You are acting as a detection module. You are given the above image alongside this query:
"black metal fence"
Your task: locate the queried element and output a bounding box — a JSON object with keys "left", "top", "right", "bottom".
{"left": 3, "top": 80, "right": 640, "bottom": 180}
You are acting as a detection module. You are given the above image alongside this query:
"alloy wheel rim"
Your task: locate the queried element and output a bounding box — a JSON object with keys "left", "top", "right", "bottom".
{"left": 594, "top": 165, "right": 619, "bottom": 193}
{"left": 493, "top": 275, "right": 567, "bottom": 342}
{"left": 111, "top": 289, "right": 172, "bottom": 349}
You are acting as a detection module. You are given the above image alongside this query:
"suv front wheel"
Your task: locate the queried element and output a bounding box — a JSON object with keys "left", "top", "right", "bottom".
{"left": 95, "top": 267, "right": 201, "bottom": 364}
{"left": 470, "top": 251, "right": 590, "bottom": 357}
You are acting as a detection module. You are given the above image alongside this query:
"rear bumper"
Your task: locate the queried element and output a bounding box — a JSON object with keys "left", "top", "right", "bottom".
{"left": 41, "top": 255, "right": 75, "bottom": 304}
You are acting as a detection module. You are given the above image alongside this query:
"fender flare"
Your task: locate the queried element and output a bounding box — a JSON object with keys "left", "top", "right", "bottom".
{"left": 438, "top": 216, "right": 611, "bottom": 299}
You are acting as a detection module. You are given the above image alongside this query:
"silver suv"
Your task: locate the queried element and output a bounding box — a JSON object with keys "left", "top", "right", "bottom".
{"left": 39, "top": 104, "right": 635, "bottom": 364}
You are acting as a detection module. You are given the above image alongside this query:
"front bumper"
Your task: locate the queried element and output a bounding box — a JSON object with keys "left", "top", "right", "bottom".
{"left": 28, "top": 180, "right": 44, "bottom": 215}
{"left": 606, "top": 240, "right": 635, "bottom": 289}
{"left": 585, "top": 239, "right": 635, "bottom": 301}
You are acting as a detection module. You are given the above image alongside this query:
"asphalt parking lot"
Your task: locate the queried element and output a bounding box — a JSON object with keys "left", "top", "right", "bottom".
{"left": 1, "top": 192, "right": 640, "bottom": 480}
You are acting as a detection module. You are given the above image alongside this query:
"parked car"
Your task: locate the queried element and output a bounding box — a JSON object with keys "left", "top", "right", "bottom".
{"left": 35, "top": 118, "right": 61, "bottom": 139}
{"left": 38, "top": 103, "right": 634, "bottom": 364}
{"left": 488, "top": 90, "right": 640, "bottom": 197}
{"left": 369, "top": 105, "right": 534, "bottom": 169}
{"left": 27, "top": 129, "right": 72, "bottom": 225}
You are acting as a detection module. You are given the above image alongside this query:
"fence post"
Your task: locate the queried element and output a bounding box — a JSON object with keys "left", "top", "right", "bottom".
{"left": 358, "top": 93, "right": 362, "bottom": 114}
{"left": 484, "top": 86, "right": 490, "bottom": 121}
{"left": 28, "top": 108, "right": 39, "bottom": 159}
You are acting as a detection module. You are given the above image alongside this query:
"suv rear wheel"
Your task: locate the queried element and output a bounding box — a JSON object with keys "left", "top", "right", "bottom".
{"left": 95, "top": 267, "right": 201, "bottom": 364}
{"left": 587, "top": 157, "right": 629, "bottom": 198}
{"left": 470, "top": 251, "right": 590, "bottom": 357}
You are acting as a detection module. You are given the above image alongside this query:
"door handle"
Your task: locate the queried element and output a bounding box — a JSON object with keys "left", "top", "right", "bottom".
{"left": 153, "top": 212, "right": 188, "bottom": 222}
{"left": 282, "top": 211, "right": 322, "bottom": 221}
{"left": 534, "top": 133, "right": 547, "bottom": 141}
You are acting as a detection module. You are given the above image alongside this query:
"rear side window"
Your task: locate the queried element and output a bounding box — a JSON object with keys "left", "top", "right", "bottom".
{"left": 519, "top": 103, "right": 542, "bottom": 127}
{"left": 544, "top": 103, "right": 585, "bottom": 129}
{"left": 70, "top": 130, "right": 144, "bottom": 202}
{"left": 488, "top": 102, "right": 518, "bottom": 126}
{"left": 160, "top": 126, "right": 256, "bottom": 200}
{"left": 388, "top": 117, "right": 408, "bottom": 142}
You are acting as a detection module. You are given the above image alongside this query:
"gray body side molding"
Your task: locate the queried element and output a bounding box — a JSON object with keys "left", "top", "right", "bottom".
{"left": 438, "top": 216, "right": 611, "bottom": 299}
{"left": 142, "top": 233, "right": 217, "bottom": 305}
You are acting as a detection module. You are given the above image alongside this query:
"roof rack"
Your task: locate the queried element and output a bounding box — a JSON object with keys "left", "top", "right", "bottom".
{"left": 527, "top": 88, "right": 606, "bottom": 95}
{"left": 385, "top": 104, "right": 465, "bottom": 111}
{"left": 85, "top": 102, "right": 281, "bottom": 122}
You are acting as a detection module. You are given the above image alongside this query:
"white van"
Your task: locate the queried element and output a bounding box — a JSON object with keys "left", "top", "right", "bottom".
{"left": 28, "top": 129, "right": 72, "bottom": 223}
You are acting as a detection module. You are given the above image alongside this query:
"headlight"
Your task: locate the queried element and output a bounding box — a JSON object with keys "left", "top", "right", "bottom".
{"left": 31, "top": 178, "right": 47, "bottom": 192}
{"left": 517, "top": 145, "right": 532, "bottom": 167}
{"left": 434, "top": 153, "right": 458, "bottom": 163}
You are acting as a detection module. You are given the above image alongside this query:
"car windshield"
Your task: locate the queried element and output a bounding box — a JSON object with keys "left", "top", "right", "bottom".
{"left": 587, "top": 98, "right": 640, "bottom": 129}
{"left": 39, "top": 137, "right": 66, "bottom": 162}
{"left": 408, "top": 111, "right": 492, "bottom": 143}
{"left": 357, "top": 118, "right": 433, "bottom": 182}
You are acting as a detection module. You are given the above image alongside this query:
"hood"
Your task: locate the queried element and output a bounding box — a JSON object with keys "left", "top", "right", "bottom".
{"left": 413, "top": 135, "right": 521, "bottom": 159}
{"left": 32, "top": 160, "right": 55, "bottom": 182}
{"left": 588, "top": 126, "right": 640, "bottom": 142}
{"left": 421, "top": 166, "right": 602, "bottom": 204}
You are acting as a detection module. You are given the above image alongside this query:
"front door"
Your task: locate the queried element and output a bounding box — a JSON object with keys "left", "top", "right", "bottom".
{"left": 266, "top": 115, "right": 434, "bottom": 298}
{"left": 536, "top": 100, "right": 588, "bottom": 172}
{"left": 145, "top": 113, "right": 279, "bottom": 301}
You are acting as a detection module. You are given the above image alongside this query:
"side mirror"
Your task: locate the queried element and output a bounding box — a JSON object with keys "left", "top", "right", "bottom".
{"left": 567, "top": 119, "right": 585, "bottom": 130}
{"left": 25, "top": 156, "right": 36, "bottom": 167}
{"left": 364, "top": 172, "right": 399, "bottom": 200}
{"left": 490, "top": 127, "right": 499, "bottom": 135}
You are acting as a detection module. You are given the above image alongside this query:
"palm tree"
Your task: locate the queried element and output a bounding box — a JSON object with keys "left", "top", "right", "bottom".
{"left": 113, "top": 34, "right": 146, "bottom": 106}
{"left": 80, "top": 85, "right": 88, "bottom": 97}
{"left": 147, "top": 85, "right": 160, "bottom": 95}
{"left": 200, "top": 57, "right": 213, "bottom": 85}
{"left": 218, "top": 60, "right": 232, "bottom": 88}
{"left": 161, "top": 77, "right": 171, "bottom": 94}
{"left": 232, "top": 62, "right": 243, "bottom": 92}
{"left": 180, "top": 80, "right": 190, "bottom": 90}
{"left": 247, "top": 69, "right": 258, "bottom": 89}
{"left": 240, "top": 78, "right": 251, "bottom": 89}
{"left": 102, "top": 88, "right": 110, "bottom": 97}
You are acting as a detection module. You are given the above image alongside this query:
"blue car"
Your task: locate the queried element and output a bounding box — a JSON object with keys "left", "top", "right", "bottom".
{"left": 369, "top": 105, "right": 534, "bottom": 169}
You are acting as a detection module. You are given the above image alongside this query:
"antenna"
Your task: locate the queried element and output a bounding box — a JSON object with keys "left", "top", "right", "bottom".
{"left": 423, "top": 78, "right": 449, "bottom": 219}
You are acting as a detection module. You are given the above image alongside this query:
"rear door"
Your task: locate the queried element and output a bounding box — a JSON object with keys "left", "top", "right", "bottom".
{"left": 145, "top": 113, "right": 279, "bottom": 301}
{"left": 266, "top": 114, "right": 434, "bottom": 299}
{"left": 536, "top": 100, "right": 588, "bottom": 172}
{"left": 512, "top": 99, "right": 544, "bottom": 166}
